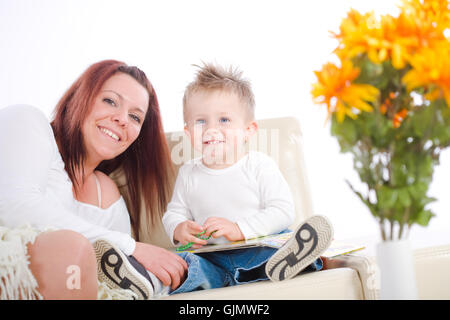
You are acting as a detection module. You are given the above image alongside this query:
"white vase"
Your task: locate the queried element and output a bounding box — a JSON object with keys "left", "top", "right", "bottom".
{"left": 376, "top": 239, "right": 418, "bottom": 300}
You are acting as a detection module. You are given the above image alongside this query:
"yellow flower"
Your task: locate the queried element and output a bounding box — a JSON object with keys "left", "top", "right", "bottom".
{"left": 333, "top": 10, "right": 412, "bottom": 68}
{"left": 333, "top": 9, "right": 385, "bottom": 62}
{"left": 391, "top": 0, "right": 450, "bottom": 68}
{"left": 379, "top": 14, "right": 418, "bottom": 69}
{"left": 312, "top": 60, "right": 380, "bottom": 122}
{"left": 401, "top": 0, "right": 450, "bottom": 34}
{"left": 333, "top": 0, "right": 449, "bottom": 69}
{"left": 402, "top": 40, "right": 450, "bottom": 107}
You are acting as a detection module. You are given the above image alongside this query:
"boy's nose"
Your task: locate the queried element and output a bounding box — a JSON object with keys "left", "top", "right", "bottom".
{"left": 201, "top": 126, "right": 225, "bottom": 142}
{"left": 203, "top": 126, "right": 220, "bottom": 136}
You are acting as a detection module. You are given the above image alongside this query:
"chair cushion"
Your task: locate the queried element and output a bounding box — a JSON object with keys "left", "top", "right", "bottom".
{"left": 113, "top": 117, "right": 316, "bottom": 249}
{"left": 164, "top": 268, "right": 364, "bottom": 300}
{"left": 414, "top": 244, "right": 450, "bottom": 299}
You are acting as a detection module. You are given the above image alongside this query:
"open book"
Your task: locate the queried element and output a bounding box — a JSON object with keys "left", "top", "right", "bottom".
{"left": 176, "top": 232, "right": 365, "bottom": 258}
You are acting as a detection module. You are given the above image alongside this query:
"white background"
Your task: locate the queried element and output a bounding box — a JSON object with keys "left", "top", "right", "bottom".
{"left": 1, "top": 0, "right": 448, "bottom": 244}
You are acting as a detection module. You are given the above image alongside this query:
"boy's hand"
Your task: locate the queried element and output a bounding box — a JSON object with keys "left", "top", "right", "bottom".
{"left": 203, "top": 217, "right": 245, "bottom": 242}
{"left": 173, "top": 220, "right": 208, "bottom": 248}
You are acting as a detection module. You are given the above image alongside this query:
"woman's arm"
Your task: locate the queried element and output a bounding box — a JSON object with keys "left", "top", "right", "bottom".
{"left": 97, "top": 171, "right": 188, "bottom": 289}
{"left": 0, "top": 105, "right": 135, "bottom": 254}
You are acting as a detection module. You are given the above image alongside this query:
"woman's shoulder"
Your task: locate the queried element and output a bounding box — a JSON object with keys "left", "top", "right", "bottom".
{"left": 94, "top": 170, "right": 122, "bottom": 208}
{"left": 0, "top": 104, "right": 52, "bottom": 134}
{"left": 0, "top": 104, "right": 57, "bottom": 154}
{"left": 0, "top": 104, "right": 48, "bottom": 122}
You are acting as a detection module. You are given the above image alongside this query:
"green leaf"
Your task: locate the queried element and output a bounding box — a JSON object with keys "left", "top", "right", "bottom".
{"left": 346, "top": 180, "right": 379, "bottom": 218}
{"left": 420, "top": 196, "right": 437, "bottom": 207}
{"left": 415, "top": 210, "right": 434, "bottom": 226}
{"left": 417, "top": 154, "right": 434, "bottom": 179}
{"left": 331, "top": 115, "right": 359, "bottom": 152}
{"left": 354, "top": 56, "right": 393, "bottom": 90}
{"left": 410, "top": 104, "right": 435, "bottom": 138}
{"left": 377, "top": 186, "right": 398, "bottom": 210}
{"left": 397, "top": 188, "right": 411, "bottom": 207}
{"left": 407, "top": 181, "right": 428, "bottom": 199}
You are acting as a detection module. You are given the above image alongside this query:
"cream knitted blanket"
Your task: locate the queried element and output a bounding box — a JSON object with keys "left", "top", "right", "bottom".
{"left": 0, "top": 225, "right": 135, "bottom": 300}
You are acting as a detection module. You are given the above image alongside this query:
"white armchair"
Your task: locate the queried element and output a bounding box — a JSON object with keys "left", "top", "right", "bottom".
{"left": 113, "top": 117, "right": 382, "bottom": 299}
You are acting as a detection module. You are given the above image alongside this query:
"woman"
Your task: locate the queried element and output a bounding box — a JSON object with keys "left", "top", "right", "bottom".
{"left": 0, "top": 60, "right": 187, "bottom": 299}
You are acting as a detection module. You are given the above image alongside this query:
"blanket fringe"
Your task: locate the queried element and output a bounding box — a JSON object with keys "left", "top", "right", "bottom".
{"left": 0, "top": 225, "right": 43, "bottom": 300}
{"left": 0, "top": 225, "right": 137, "bottom": 300}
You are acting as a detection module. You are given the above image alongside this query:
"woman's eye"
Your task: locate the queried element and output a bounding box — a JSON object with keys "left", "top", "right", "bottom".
{"left": 103, "top": 98, "right": 116, "bottom": 106}
{"left": 129, "top": 114, "right": 141, "bottom": 123}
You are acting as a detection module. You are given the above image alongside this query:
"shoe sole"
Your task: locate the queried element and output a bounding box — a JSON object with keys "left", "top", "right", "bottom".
{"left": 265, "top": 215, "right": 333, "bottom": 281}
{"left": 93, "top": 239, "right": 153, "bottom": 300}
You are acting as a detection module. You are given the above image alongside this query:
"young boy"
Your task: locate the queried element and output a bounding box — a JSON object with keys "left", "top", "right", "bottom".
{"left": 162, "top": 63, "right": 333, "bottom": 294}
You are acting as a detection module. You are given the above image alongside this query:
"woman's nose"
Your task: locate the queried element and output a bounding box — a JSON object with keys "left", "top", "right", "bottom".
{"left": 112, "top": 108, "right": 128, "bottom": 126}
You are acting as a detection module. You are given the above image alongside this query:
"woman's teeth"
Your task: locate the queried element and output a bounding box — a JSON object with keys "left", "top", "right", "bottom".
{"left": 99, "top": 127, "right": 120, "bottom": 141}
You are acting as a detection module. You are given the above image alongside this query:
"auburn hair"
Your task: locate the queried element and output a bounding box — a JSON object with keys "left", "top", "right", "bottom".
{"left": 51, "top": 59, "right": 174, "bottom": 240}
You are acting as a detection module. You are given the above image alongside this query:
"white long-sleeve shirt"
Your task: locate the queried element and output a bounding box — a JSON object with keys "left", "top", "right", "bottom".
{"left": 162, "top": 151, "right": 295, "bottom": 246}
{"left": 0, "top": 105, "right": 136, "bottom": 255}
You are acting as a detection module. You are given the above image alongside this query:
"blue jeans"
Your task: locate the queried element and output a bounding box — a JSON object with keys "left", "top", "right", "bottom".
{"left": 170, "top": 247, "right": 323, "bottom": 295}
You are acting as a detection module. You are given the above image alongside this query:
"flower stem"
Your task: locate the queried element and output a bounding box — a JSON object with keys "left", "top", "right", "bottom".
{"left": 380, "top": 219, "right": 386, "bottom": 241}
{"left": 390, "top": 222, "right": 394, "bottom": 241}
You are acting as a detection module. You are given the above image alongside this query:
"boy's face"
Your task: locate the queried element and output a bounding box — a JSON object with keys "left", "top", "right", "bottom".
{"left": 184, "top": 89, "right": 257, "bottom": 169}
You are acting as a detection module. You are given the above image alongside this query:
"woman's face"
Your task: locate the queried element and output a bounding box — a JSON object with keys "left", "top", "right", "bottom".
{"left": 82, "top": 72, "right": 149, "bottom": 163}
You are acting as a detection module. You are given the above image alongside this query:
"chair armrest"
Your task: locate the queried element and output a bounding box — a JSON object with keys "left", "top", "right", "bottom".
{"left": 324, "top": 254, "right": 379, "bottom": 300}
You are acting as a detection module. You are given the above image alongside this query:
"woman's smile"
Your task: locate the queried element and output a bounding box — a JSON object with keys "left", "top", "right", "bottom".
{"left": 97, "top": 125, "right": 121, "bottom": 142}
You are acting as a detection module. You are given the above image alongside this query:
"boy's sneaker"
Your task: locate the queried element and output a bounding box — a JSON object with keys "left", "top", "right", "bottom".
{"left": 265, "top": 215, "right": 333, "bottom": 281}
{"left": 93, "top": 239, "right": 154, "bottom": 300}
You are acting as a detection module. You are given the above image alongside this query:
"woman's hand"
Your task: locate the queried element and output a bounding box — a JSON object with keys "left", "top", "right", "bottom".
{"left": 173, "top": 220, "right": 208, "bottom": 249}
{"left": 132, "top": 241, "right": 188, "bottom": 290}
{"left": 203, "top": 217, "right": 244, "bottom": 242}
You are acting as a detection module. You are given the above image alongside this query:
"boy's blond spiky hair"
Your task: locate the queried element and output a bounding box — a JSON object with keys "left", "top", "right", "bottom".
{"left": 183, "top": 62, "right": 255, "bottom": 121}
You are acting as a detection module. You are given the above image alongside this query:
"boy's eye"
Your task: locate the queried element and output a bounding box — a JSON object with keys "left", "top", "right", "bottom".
{"left": 195, "top": 119, "right": 206, "bottom": 125}
{"left": 219, "top": 117, "right": 230, "bottom": 124}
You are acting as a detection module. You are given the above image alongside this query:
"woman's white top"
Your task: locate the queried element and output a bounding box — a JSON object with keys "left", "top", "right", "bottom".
{"left": 0, "top": 105, "right": 135, "bottom": 255}
{"left": 162, "top": 151, "right": 295, "bottom": 246}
